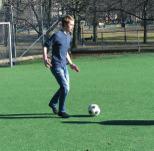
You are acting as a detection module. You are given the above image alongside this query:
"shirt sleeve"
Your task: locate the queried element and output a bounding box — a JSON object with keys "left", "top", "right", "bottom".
{"left": 43, "top": 34, "right": 55, "bottom": 48}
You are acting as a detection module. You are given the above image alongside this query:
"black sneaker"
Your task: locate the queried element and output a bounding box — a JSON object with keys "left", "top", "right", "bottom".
{"left": 49, "top": 104, "right": 58, "bottom": 114}
{"left": 58, "top": 112, "right": 70, "bottom": 118}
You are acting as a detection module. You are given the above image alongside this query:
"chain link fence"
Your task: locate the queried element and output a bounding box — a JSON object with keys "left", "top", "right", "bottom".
{"left": 1, "top": 4, "right": 154, "bottom": 66}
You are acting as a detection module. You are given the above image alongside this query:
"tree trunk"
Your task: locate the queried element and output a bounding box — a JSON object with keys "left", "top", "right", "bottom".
{"left": 72, "top": 13, "right": 78, "bottom": 48}
{"left": 93, "top": 0, "right": 97, "bottom": 42}
{"left": 143, "top": 0, "right": 148, "bottom": 43}
{"left": 47, "top": 0, "right": 52, "bottom": 29}
{"left": 143, "top": 18, "right": 147, "bottom": 43}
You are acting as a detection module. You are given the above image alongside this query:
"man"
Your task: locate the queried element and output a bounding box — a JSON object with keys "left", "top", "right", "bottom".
{"left": 43, "top": 15, "right": 79, "bottom": 118}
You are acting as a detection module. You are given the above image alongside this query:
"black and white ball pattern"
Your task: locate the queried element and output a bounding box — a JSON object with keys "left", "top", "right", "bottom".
{"left": 88, "top": 104, "right": 100, "bottom": 116}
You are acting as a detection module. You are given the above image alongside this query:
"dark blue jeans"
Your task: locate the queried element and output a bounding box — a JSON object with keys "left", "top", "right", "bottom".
{"left": 49, "top": 66, "right": 70, "bottom": 112}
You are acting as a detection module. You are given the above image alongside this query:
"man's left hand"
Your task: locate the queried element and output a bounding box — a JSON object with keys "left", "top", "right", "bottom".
{"left": 70, "top": 63, "right": 80, "bottom": 72}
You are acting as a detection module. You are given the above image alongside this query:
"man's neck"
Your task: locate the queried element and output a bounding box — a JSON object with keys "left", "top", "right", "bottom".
{"left": 62, "top": 28, "right": 69, "bottom": 35}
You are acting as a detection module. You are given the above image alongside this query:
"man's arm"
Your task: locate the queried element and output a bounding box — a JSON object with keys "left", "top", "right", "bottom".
{"left": 67, "top": 52, "right": 79, "bottom": 72}
{"left": 66, "top": 52, "right": 73, "bottom": 65}
{"left": 43, "top": 46, "right": 52, "bottom": 68}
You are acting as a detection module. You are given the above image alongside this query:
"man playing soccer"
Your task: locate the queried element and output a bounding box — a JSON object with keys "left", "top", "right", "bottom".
{"left": 43, "top": 15, "right": 79, "bottom": 118}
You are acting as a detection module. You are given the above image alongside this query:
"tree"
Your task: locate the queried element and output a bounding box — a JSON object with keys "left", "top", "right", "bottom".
{"left": 88, "top": 0, "right": 154, "bottom": 43}
{"left": 60, "top": 0, "right": 87, "bottom": 48}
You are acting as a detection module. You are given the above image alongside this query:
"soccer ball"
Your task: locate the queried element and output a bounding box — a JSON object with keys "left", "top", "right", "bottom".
{"left": 88, "top": 104, "right": 100, "bottom": 116}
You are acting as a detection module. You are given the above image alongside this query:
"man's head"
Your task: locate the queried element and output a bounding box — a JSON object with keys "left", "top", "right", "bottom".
{"left": 62, "top": 15, "right": 74, "bottom": 33}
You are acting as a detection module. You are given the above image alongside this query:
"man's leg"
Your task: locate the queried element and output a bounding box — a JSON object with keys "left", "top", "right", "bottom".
{"left": 51, "top": 67, "right": 70, "bottom": 117}
{"left": 49, "top": 88, "right": 60, "bottom": 108}
{"left": 59, "top": 66, "right": 70, "bottom": 112}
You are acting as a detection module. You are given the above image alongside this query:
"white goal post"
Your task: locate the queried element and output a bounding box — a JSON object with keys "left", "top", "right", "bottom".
{"left": 0, "top": 22, "right": 13, "bottom": 67}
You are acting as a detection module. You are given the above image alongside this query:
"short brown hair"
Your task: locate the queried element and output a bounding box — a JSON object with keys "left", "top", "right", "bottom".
{"left": 62, "top": 15, "right": 74, "bottom": 27}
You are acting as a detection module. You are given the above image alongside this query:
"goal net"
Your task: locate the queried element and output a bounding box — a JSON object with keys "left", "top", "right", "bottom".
{"left": 0, "top": 22, "right": 13, "bottom": 67}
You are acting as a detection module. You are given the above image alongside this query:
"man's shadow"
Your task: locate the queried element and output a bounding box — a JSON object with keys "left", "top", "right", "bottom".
{"left": 62, "top": 120, "right": 154, "bottom": 126}
{"left": 101, "top": 120, "right": 154, "bottom": 126}
{"left": 0, "top": 113, "right": 91, "bottom": 119}
{"left": 0, "top": 113, "right": 57, "bottom": 119}
{"left": 1, "top": 113, "right": 154, "bottom": 126}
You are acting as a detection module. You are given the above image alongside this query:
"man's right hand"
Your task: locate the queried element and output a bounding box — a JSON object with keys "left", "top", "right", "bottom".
{"left": 44, "top": 58, "right": 52, "bottom": 68}
{"left": 43, "top": 47, "right": 52, "bottom": 68}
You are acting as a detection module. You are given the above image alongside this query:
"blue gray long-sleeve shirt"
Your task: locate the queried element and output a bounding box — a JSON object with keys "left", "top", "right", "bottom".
{"left": 44, "top": 30, "right": 72, "bottom": 68}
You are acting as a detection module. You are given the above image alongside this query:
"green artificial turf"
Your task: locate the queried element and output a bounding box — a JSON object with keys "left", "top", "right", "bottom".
{"left": 0, "top": 53, "right": 154, "bottom": 151}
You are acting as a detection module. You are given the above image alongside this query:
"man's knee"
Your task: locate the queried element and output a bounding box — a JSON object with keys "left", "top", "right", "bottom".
{"left": 61, "top": 85, "right": 70, "bottom": 94}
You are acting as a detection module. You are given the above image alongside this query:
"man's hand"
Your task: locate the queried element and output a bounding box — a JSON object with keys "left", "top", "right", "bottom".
{"left": 70, "top": 63, "right": 80, "bottom": 72}
{"left": 44, "top": 57, "right": 52, "bottom": 68}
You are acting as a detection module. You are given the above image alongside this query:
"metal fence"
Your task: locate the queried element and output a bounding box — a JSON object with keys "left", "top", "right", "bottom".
{"left": 1, "top": 4, "right": 154, "bottom": 66}
{"left": 76, "top": 24, "right": 154, "bottom": 53}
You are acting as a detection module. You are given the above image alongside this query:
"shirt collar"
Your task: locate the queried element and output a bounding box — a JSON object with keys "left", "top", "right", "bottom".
{"left": 61, "top": 28, "right": 69, "bottom": 35}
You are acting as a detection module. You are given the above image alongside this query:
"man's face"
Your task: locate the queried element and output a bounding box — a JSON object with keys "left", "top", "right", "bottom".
{"left": 65, "top": 20, "right": 74, "bottom": 33}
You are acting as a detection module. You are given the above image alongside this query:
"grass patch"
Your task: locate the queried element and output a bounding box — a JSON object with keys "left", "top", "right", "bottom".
{"left": 0, "top": 53, "right": 154, "bottom": 151}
